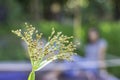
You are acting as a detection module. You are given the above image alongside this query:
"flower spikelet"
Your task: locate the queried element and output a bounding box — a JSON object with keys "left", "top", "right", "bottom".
{"left": 12, "top": 23, "right": 76, "bottom": 71}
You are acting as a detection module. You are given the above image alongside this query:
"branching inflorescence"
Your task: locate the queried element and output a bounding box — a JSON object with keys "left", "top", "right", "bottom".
{"left": 12, "top": 23, "right": 77, "bottom": 80}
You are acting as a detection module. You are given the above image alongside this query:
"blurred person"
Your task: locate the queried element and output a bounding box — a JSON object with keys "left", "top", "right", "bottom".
{"left": 85, "top": 27, "right": 108, "bottom": 80}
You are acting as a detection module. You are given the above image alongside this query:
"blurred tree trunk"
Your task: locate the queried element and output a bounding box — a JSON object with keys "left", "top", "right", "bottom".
{"left": 29, "top": 0, "right": 40, "bottom": 21}
{"left": 113, "top": 0, "right": 120, "bottom": 20}
{"left": 73, "top": 7, "right": 81, "bottom": 45}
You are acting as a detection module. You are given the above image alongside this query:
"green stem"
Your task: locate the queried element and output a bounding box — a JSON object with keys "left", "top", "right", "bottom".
{"left": 28, "top": 47, "right": 34, "bottom": 66}
{"left": 28, "top": 70, "right": 35, "bottom": 80}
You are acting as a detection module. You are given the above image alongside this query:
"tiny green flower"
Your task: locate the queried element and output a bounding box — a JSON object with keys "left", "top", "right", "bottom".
{"left": 12, "top": 23, "right": 77, "bottom": 80}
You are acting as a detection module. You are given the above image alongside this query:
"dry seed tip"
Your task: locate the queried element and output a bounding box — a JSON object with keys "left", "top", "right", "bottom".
{"left": 25, "top": 22, "right": 27, "bottom": 25}
{"left": 11, "top": 30, "right": 14, "bottom": 33}
{"left": 30, "top": 25, "right": 33, "bottom": 27}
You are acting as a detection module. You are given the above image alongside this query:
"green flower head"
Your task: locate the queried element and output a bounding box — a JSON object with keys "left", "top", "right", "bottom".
{"left": 12, "top": 23, "right": 77, "bottom": 80}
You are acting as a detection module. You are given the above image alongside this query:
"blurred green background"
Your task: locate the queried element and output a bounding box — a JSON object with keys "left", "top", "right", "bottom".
{"left": 0, "top": 0, "right": 120, "bottom": 78}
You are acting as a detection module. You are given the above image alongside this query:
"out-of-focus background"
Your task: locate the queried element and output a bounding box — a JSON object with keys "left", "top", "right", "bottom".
{"left": 0, "top": 0, "right": 120, "bottom": 80}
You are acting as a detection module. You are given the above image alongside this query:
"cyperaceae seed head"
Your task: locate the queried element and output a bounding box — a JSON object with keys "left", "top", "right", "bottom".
{"left": 12, "top": 23, "right": 77, "bottom": 71}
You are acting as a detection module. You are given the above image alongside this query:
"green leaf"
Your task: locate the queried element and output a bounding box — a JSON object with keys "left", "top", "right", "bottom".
{"left": 28, "top": 71, "right": 35, "bottom": 80}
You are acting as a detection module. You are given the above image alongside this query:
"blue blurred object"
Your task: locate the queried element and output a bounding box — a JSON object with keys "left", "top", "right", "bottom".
{"left": 0, "top": 71, "right": 29, "bottom": 80}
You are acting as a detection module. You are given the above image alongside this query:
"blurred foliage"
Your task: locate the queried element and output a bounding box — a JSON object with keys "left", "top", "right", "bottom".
{"left": 81, "top": 0, "right": 113, "bottom": 25}
{"left": 108, "top": 66, "right": 120, "bottom": 78}
{"left": 7, "top": 0, "right": 23, "bottom": 23}
{"left": 37, "top": 21, "right": 73, "bottom": 37}
{"left": 1, "top": 0, "right": 23, "bottom": 23}
{"left": 99, "top": 22, "right": 120, "bottom": 57}
{"left": 0, "top": 35, "right": 27, "bottom": 61}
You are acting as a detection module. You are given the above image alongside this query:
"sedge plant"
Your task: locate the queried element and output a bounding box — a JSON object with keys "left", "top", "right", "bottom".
{"left": 12, "top": 23, "right": 77, "bottom": 80}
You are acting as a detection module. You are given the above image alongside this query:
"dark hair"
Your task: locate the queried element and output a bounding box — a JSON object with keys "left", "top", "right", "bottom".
{"left": 87, "top": 27, "right": 100, "bottom": 43}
